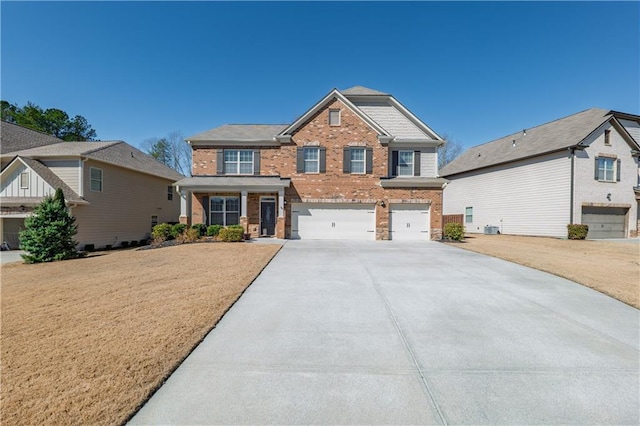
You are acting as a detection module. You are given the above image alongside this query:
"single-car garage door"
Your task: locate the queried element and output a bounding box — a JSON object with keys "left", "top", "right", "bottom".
{"left": 291, "top": 203, "right": 375, "bottom": 240}
{"left": 581, "top": 206, "right": 627, "bottom": 239}
{"left": 390, "top": 204, "right": 430, "bottom": 241}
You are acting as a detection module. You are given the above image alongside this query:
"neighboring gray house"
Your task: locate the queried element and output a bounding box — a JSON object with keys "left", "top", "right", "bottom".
{"left": 0, "top": 122, "right": 183, "bottom": 249}
{"left": 440, "top": 108, "right": 640, "bottom": 239}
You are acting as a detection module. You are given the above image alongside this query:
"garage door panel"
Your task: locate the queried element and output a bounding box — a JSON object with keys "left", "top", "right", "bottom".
{"left": 390, "top": 204, "right": 430, "bottom": 241}
{"left": 291, "top": 203, "right": 375, "bottom": 240}
{"left": 581, "top": 207, "right": 627, "bottom": 239}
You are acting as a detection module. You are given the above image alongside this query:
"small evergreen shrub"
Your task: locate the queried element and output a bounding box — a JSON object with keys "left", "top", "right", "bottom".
{"left": 171, "top": 223, "right": 188, "bottom": 239}
{"left": 191, "top": 223, "right": 207, "bottom": 237}
{"left": 139, "top": 238, "right": 149, "bottom": 246}
{"left": 228, "top": 224, "right": 244, "bottom": 231}
{"left": 105, "top": 245, "right": 112, "bottom": 250}
{"left": 444, "top": 223, "right": 465, "bottom": 241}
{"left": 152, "top": 223, "right": 172, "bottom": 242}
{"left": 567, "top": 224, "right": 589, "bottom": 240}
{"left": 219, "top": 226, "right": 244, "bottom": 242}
{"left": 207, "top": 224, "right": 222, "bottom": 237}
{"left": 121, "top": 241, "right": 129, "bottom": 248}
{"left": 19, "top": 188, "right": 81, "bottom": 263}
{"left": 130, "top": 240, "right": 138, "bottom": 247}
{"left": 84, "top": 244, "right": 95, "bottom": 252}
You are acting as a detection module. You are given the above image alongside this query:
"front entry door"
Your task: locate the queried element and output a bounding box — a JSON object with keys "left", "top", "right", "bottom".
{"left": 260, "top": 198, "right": 276, "bottom": 236}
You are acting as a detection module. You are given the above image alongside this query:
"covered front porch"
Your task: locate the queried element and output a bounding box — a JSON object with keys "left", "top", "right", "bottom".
{"left": 175, "top": 176, "right": 291, "bottom": 239}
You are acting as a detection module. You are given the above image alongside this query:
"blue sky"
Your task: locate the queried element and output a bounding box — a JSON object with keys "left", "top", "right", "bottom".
{"left": 2, "top": 2, "right": 639, "bottom": 150}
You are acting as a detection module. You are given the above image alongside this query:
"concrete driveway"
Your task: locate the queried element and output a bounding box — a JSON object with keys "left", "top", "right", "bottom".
{"left": 130, "top": 240, "right": 639, "bottom": 425}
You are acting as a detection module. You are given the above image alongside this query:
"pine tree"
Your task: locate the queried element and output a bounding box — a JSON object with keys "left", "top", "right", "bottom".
{"left": 19, "top": 188, "right": 80, "bottom": 263}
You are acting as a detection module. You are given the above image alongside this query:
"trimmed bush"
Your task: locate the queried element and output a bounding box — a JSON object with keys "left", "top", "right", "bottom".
{"left": 228, "top": 224, "right": 244, "bottom": 230}
{"left": 121, "top": 241, "right": 129, "bottom": 248}
{"left": 84, "top": 244, "right": 95, "bottom": 252}
{"left": 191, "top": 223, "right": 207, "bottom": 237}
{"left": 567, "top": 224, "right": 589, "bottom": 240}
{"left": 139, "top": 238, "right": 149, "bottom": 246}
{"left": 171, "top": 223, "right": 188, "bottom": 239}
{"left": 152, "top": 223, "right": 172, "bottom": 242}
{"left": 19, "top": 188, "right": 81, "bottom": 263}
{"left": 219, "top": 226, "right": 244, "bottom": 242}
{"left": 444, "top": 223, "right": 465, "bottom": 241}
{"left": 207, "top": 224, "right": 222, "bottom": 237}
{"left": 130, "top": 240, "right": 138, "bottom": 247}
{"left": 177, "top": 227, "right": 200, "bottom": 243}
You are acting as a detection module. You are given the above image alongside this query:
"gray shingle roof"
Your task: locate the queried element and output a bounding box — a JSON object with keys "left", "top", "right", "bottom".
{"left": 18, "top": 157, "right": 86, "bottom": 203}
{"left": 341, "top": 86, "right": 389, "bottom": 96}
{"left": 439, "top": 108, "right": 613, "bottom": 177}
{"left": 186, "top": 124, "right": 288, "bottom": 142}
{"left": 1, "top": 121, "right": 63, "bottom": 154}
{"left": 5, "top": 141, "right": 183, "bottom": 181}
{"left": 175, "top": 176, "right": 290, "bottom": 191}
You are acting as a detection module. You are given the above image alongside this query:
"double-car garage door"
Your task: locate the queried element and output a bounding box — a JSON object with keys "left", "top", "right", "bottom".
{"left": 581, "top": 206, "right": 628, "bottom": 239}
{"left": 290, "top": 203, "right": 430, "bottom": 240}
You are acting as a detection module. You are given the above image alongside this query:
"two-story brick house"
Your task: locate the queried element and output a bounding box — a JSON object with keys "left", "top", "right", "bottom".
{"left": 175, "top": 86, "right": 448, "bottom": 240}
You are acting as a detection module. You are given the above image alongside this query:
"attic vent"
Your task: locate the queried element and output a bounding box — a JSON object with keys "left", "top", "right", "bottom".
{"left": 131, "top": 152, "right": 134, "bottom": 157}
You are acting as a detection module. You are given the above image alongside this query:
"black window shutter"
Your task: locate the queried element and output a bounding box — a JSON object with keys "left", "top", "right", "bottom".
{"left": 319, "top": 147, "right": 326, "bottom": 173}
{"left": 253, "top": 149, "right": 261, "bottom": 175}
{"left": 594, "top": 157, "right": 599, "bottom": 180}
{"left": 296, "top": 148, "right": 304, "bottom": 173}
{"left": 216, "top": 150, "right": 224, "bottom": 175}
{"left": 414, "top": 151, "right": 421, "bottom": 176}
{"left": 343, "top": 147, "right": 351, "bottom": 173}
{"left": 391, "top": 150, "right": 398, "bottom": 177}
{"left": 203, "top": 196, "right": 209, "bottom": 226}
{"left": 616, "top": 159, "right": 621, "bottom": 181}
{"left": 366, "top": 148, "right": 373, "bottom": 174}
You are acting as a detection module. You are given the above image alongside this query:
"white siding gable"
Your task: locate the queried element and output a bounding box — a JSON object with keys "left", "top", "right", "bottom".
{"left": 420, "top": 147, "right": 437, "bottom": 177}
{"left": 443, "top": 151, "right": 571, "bottom": 237}
{"left": 0, "top": 161, "right": 56, "bottom": 198}
{"left": 354, "top": 101, "right": 429, "bottom": 139}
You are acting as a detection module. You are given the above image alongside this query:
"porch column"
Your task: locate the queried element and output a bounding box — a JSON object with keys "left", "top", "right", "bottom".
{"left": 278, "top": 189, "right": 285, "bottom": 217}
{"left": 179, "top": 189, "right": 191, "bottom": 225}
{"left": 241, "top": 191, "right": 248, "bottom": 217}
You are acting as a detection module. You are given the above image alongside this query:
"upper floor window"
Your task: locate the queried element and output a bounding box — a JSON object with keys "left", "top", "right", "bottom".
{"left": 224, "top": 150, "right": 254, "bottom": 175}
{"left": 167, "top": 185, "right": 174, "bottom": 201}
{"left": 90, "top": 167, "right": 103, "bottom": 192}
{"left": 20, "top": 172, "right": 29, "bottom": 189}
{"left": 329, "top": 109, "right": 341, "bottom": 126}
{"left": 304, "top": 147, "right": 320, "bottom": 173}
{"left": 350, "top": 148, "right": 366, "bottom": 174}
{"left": 397, "top": 150, "right": 415, "bottom": 177}
{"left": 595, "top": 157, "right": 619, "bottom": 182}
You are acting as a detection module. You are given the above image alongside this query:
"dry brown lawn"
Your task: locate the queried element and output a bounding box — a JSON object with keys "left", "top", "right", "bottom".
{"left": 0, "top": 242, "right": 281, "bottom": 426}
{"left": 449, "top": 234, "right": 639, "bottom": 308}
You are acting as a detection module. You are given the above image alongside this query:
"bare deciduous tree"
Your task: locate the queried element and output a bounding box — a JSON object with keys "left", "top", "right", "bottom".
{"left": 437, "top": 133, "right": 464, "bottom": 169}
{"left": 143, "top": 131, "right": 192, "bottom": 176}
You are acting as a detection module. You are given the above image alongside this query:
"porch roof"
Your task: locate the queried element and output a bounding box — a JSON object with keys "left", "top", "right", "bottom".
{"left": 175, "top": 176, "right": 291, "bottom": 193}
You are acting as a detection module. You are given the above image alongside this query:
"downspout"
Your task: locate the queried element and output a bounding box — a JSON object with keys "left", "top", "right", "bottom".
{"left": 569, "top": 147, "right": 575, "bottom": 224}
{"left": 79, "top": 157, "right": 89, "bottom": 196}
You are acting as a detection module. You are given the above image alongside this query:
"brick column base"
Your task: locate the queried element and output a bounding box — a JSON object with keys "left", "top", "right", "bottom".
{"left": 276, "top": 217, "right": 285, "bottom": 239}
{"left": 179, "top": 215, "right": 190, "bottom": 225}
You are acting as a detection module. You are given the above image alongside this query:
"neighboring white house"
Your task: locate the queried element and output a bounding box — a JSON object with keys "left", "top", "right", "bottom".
{"left": 440, "top": 109, "right": 640, "bottom": 239}
{"left": 0, "top": 122, "right": 184, "bottom": 249}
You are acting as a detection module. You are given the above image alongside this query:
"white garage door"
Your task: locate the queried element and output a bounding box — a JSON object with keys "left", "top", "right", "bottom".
{"left": 390, "top": 204, "right": 430, "bottom": 241}
{"left": 581, "top": 206, "right": 627, "bottom": 239}
{"left": 291, "top": 203, "right": 376, "bottom": 240}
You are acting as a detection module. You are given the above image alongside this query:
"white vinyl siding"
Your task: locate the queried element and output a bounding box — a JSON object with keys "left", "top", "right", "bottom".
{"left": 0, "top": 162, "right": 55, "bottom": 199}
{"left": 73, "top": 160, "right": 180, "bottom": 249}
{"left": 41, "top": 160, "right": 80, "bottom": 193}
{"left": 353, "top": 101, "right": 429, "bottom": 139}
{"left": 19, "top": 172, "right": 29, "bottom": 189}
{"left": 443, "top": 151, "right": 571, "bottom": 237}
{"left": 420, "top": 147, "right": 437, "bottom": 177}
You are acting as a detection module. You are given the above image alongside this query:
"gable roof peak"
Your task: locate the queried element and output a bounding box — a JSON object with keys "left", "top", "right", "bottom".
{"left": 341, "top": 86, "right": 389, "bottom": 96}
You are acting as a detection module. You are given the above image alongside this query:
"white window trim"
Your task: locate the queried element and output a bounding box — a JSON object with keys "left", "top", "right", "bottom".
{"left": 90, "top": 167, "right": 103, "bottom": 192}
{"left": 350, "top": 147, "right": 366, "bottom": 174}
{"left": 465, "top": 207, "right": 473, "bottom": 224}
{"left": 210, "top": 196, "right": 240, "bottom": 226}
{"left": 329, "top": 109, "right": 341, "bottom": 126}
{"left": 20, "top": 171, "right": 29, "bottom": 189}
{"left": 397, "top": 150, "right": 415, "bottom": 177}
{"left": 224, "top": 150, "right": 254, "bottom": 175}
{"left": 304, "top": 147, "right": 320, "bottom": 174}
{"left": 597, "top": 157, "right": 616, "bottom": 182}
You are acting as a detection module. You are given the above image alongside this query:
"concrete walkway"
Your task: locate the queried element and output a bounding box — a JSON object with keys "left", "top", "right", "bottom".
{"left": 0, "top": 250, "right": 24, "bottom": 265}
{"left": 130, "top": 240, "right": 639, "bottom": 425}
